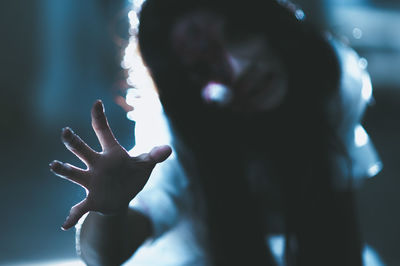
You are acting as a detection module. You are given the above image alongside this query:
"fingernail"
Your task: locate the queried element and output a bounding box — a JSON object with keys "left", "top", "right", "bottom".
{"left": 95, "top": 100, "right": 104, "bottom": 112}
{"left": 61, "top": 127, "right": 73, "bottom": 141}
{"left": 49, "top": 160, "right": 61, "bottom": 170}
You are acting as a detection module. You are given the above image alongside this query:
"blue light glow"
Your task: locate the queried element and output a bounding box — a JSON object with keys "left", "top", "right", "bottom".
{"left": 295, "top": 9, "right": 305, "bottom": 21}
{"left": 359, "top": 57, "right": 368, "bottom": 70}
{"left": 367, "top": 162, "right": 383, "bottom": 178}
{"left": 354, "top": 125, "right": 369, "bottom": 147}
{"left": 267, "top": 235, "right": 285, "bottom": 265}
{"left": 353, "top": 27, "right": 363, "bottom": 39}
{"left": 361, "top": 72, "right": 373, "bottom": 101}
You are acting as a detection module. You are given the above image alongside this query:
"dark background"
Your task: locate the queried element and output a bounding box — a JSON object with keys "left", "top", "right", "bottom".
{"left": 0, "top": 0, "right": 399, "bottom": 265}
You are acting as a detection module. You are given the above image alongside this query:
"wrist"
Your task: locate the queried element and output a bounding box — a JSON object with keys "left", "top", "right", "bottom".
{"left": 97, "top": 205, "right": 129, "bottom": 218}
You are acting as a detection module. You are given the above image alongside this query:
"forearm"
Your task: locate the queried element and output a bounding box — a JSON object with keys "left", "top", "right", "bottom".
{"left": 77, "top": 208, "right": 153, "bottom": 266}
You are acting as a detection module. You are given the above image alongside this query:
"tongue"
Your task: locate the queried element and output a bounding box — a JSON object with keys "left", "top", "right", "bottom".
{"left": 201, "top": 81, "right": 233, "bottom": 106}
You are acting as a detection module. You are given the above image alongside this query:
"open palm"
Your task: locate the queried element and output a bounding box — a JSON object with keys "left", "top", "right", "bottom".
{"left": 50, "top": 100, "right": 171, "bottom": 230}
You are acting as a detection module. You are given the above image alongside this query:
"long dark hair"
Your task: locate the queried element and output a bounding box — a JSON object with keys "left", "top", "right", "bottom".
{"left": 138, "top": 0, "right": 362, "bottom": 265}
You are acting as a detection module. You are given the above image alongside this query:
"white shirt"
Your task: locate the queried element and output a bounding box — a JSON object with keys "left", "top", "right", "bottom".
{"left": 125, "top": 38, "right": 384, "bottom": 266}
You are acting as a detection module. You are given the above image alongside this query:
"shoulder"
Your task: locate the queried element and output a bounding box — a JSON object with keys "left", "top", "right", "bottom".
{"left": 328, "top": 35, "right": 373, "bottom": 117}
{"left": 326, "top": 36, "right": 382, "bottom": 187}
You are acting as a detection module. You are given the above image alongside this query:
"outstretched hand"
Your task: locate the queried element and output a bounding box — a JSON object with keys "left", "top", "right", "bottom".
{"left": 50, "top": 100, "right": 172, "bottom": 230}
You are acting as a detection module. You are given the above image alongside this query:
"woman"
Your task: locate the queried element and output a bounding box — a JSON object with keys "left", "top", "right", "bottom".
{"left": 50, "top": 0, "right": 382, "bottom": 265}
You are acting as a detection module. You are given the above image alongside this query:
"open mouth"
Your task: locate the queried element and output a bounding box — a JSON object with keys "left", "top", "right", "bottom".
{"left": 201, "top": 82, "right": 233, "bottom": 106}
{"left": 200, "top": 71, "right": 285, "bottom": 112}
{"left": 230, "top": 70, "right": 284, "bottom": 111}
{"left": 237, "top": 71, "right": 277, "bottom": 99}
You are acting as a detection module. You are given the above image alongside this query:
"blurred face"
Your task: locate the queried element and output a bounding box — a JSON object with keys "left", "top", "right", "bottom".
{"left": 225, "top": 37, "right": 288, "bottom": 112}
{"left": 171, "top": 11, "right": 288, "bottom": 113}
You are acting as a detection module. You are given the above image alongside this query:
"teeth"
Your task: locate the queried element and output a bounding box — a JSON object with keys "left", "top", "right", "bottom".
{"left": 201, "top": 82, "right": 233, "bottom": 106}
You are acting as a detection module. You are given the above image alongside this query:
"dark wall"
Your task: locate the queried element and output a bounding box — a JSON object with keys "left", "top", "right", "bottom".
{"left": 0, "top": 0, "right": 133, "bottom": 263}
{"left": 359, "top": 87, "right": 400, "bottom": 266}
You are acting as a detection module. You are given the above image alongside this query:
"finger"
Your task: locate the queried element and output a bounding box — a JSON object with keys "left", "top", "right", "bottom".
{"left": 149, "top": 145, "right": 172, "bottom": 163}
{"left": 62, "top": 200, "right": 90, "bottom": 230}
{"left": 91, "top": 100, "right": 119, "bottom": 151}
{"left": 50, "top": 160, "right": 89, "bottom": 188}
{"left": 137, "top": 145, "right": 172, "bottom": 164}
{"left": 61, "top": 127, "right": 98, "bottom": 165}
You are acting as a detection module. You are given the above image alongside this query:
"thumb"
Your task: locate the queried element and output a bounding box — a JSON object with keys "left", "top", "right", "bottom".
{"left": 62, "top": 200, "right": 89, "bottom": 230}
{"left": 148, "top": 145, "right": 172, "bottom": 163}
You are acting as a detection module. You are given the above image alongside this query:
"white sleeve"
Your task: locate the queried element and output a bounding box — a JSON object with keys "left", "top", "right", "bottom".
{"left": 126, "top": 87, "right": 190, "bottom": 238}
{"left": 130, "top": 156, "right": 189, "bottom": 238}
{"left": 329, "top": 38, "right": 382, "bottom": 189}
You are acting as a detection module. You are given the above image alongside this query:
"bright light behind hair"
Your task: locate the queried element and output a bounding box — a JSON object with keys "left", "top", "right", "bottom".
{"left": 122, "top": 0, "right": 173, "bottom": 157}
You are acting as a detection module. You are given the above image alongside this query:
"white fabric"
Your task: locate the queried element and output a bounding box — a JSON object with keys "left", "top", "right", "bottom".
{"left": 126, "top": 38, "right": 383, "bottom": 265}
{"left": 328, "top": 36, "right": 382, "bottom": 188}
